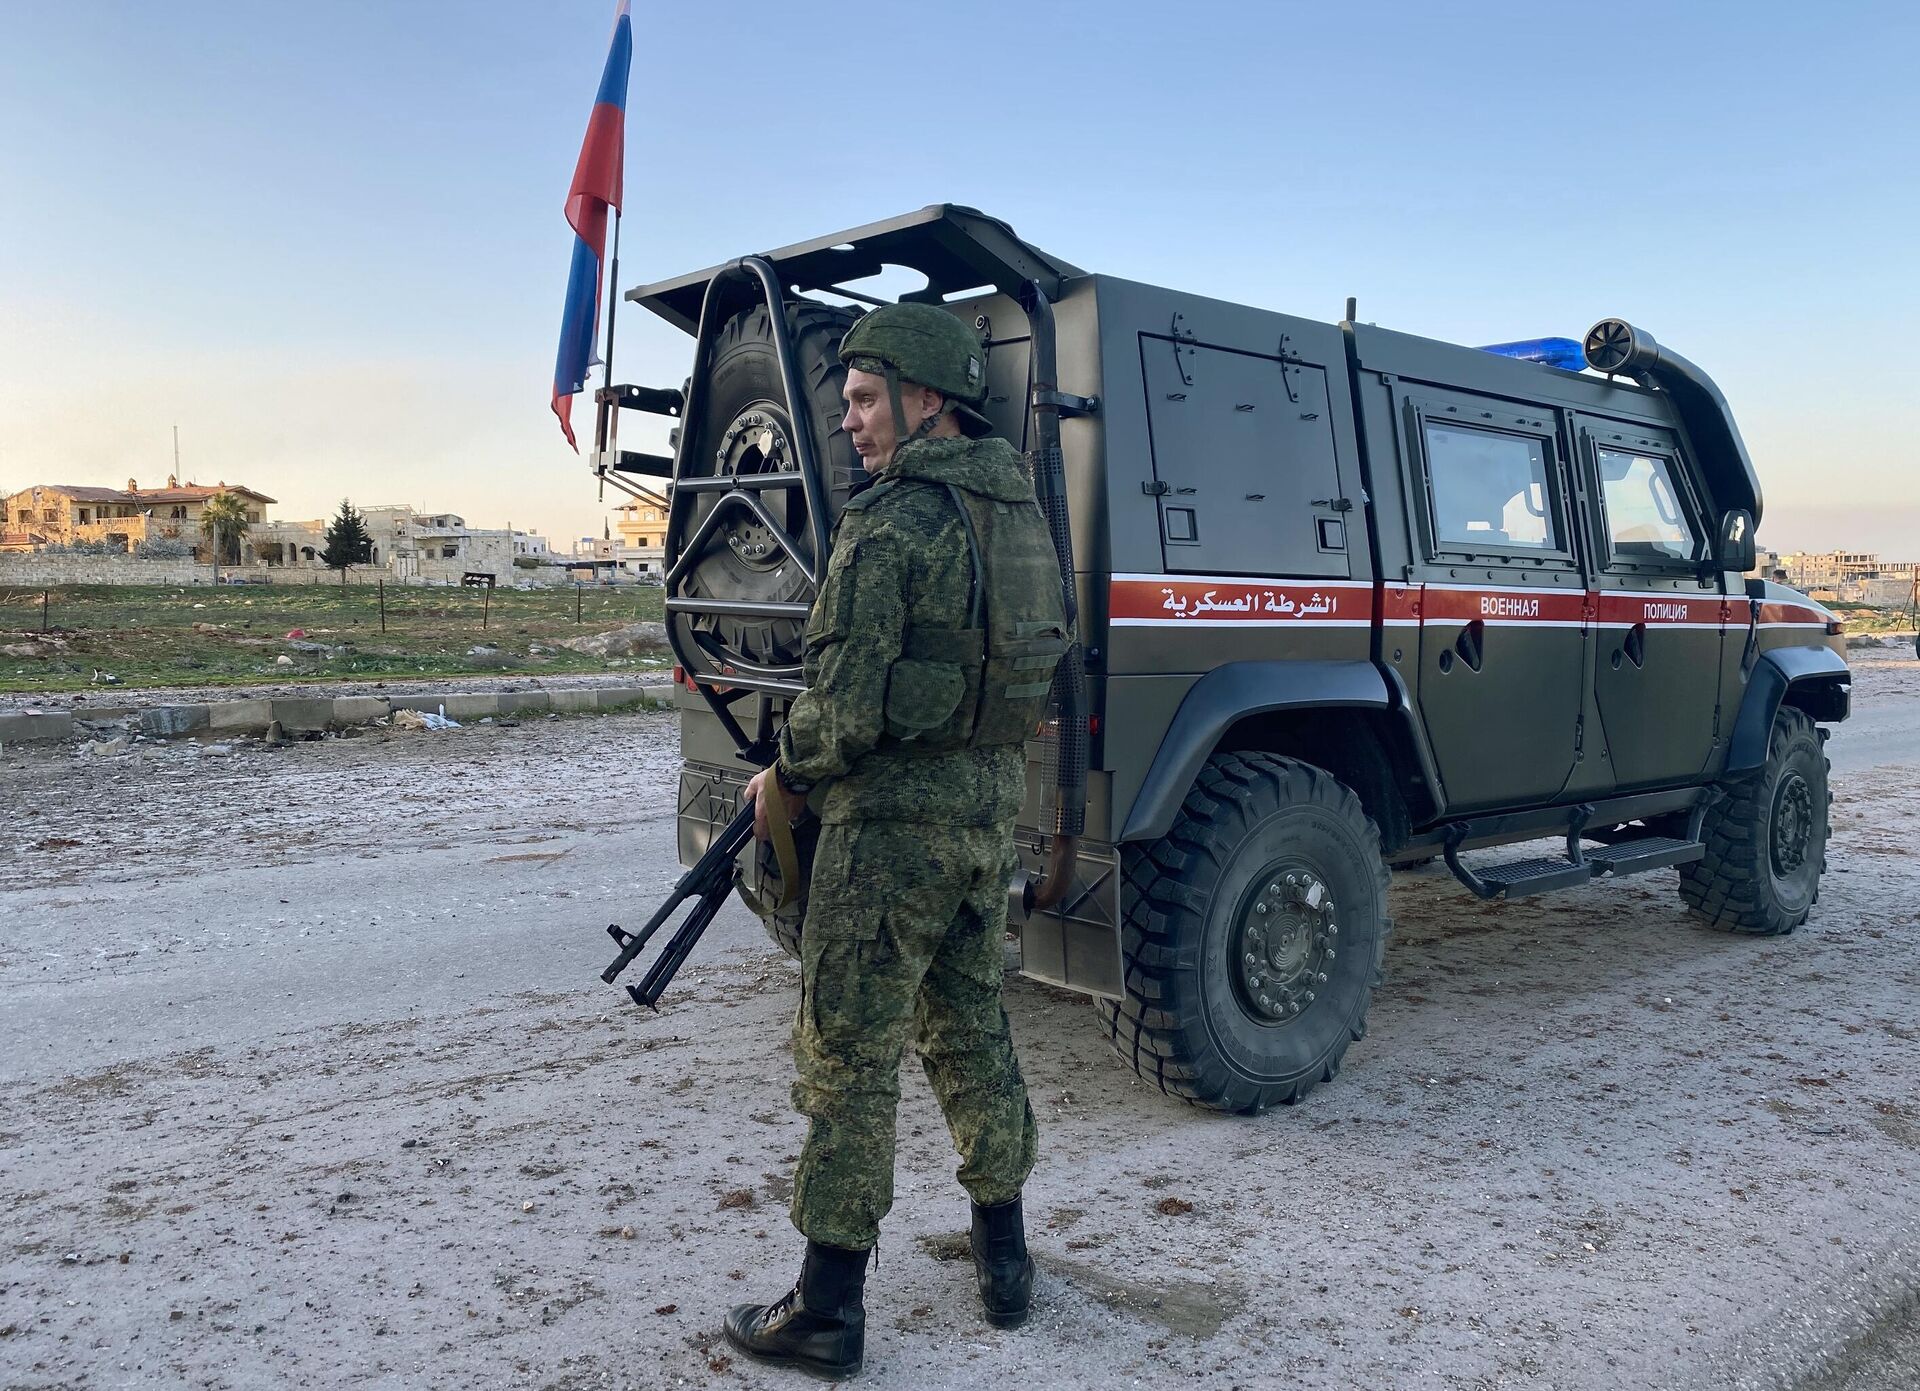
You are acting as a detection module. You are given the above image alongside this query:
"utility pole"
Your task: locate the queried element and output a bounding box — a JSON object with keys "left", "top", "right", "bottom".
{"left": 172, "top": 425, "right": 180, "bottom": 476}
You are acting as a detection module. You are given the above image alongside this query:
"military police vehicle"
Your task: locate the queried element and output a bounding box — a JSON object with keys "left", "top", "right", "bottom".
{"left": 594, "top": 205, "right": 1850, "bottom": 1113}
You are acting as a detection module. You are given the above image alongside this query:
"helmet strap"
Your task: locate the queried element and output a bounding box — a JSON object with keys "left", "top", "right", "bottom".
{"left": 882, "top": 366, "right": 946, "bottom": 466}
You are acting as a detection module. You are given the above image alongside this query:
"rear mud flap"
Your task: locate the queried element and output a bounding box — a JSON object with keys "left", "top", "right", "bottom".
{"left": 1008, "top": 837, "right": 1124, "bottom": 1000}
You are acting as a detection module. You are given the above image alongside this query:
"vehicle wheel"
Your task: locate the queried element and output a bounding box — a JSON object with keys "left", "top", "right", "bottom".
{"left": 1679, "top": 706, "right": 1830, "bottom": 935}
{"left": 674, "top": 299, "right": 865, "bottom": 676}
{"left": 1095, "top": 752, "right": 1391, "bottom": 1113}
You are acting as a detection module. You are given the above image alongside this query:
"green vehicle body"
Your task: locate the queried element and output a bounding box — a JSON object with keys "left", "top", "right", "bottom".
{"left": 617, "top": 205, "right": 1849, "bottom": 1056}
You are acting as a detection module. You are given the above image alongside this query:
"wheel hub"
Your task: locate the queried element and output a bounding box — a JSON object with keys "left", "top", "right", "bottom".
{"left": 1771, "top": 771, "right": 1814, "bottom": 877}
{"left": 714, "top": 408, "right": 796, "bottom": 571}
{"left": 1234, "top": 869, "right": 1338, "bottom": 1024}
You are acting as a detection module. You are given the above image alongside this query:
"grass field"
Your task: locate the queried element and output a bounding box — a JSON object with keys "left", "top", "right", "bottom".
{"left": 0, "top": 582, "right": 667, "bottom": 693}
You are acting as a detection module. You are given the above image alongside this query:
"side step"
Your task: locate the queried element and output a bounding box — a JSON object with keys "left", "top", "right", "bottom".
{"left": 1444, "top": 825, "right": 1705, "bottom": 902}
{"left": 1584, "top": 836, "right": 1704, "bottom": 876}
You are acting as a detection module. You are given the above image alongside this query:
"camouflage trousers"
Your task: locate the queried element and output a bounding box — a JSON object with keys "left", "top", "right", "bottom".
{"left": 789, "top": 819, "right": 1039, "bottom": 1251}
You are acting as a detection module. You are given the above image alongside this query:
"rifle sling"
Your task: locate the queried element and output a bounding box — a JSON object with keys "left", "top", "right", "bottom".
{"left": 736, "top": 777, "right": 802, "bottom": 917}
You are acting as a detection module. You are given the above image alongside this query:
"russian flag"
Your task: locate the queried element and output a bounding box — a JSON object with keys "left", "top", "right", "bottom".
{"left": 552, "top": 0, "right": 632, "bottom": 450}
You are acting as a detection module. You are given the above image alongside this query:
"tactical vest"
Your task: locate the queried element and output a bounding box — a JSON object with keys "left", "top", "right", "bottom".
{"left": 880, "top": 483, "right": 1070, "bottom": 753}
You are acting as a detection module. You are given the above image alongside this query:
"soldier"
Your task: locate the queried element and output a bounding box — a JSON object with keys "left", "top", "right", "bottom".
{"left": 726, "top": 303, "right": 1070, "bottom": 1378}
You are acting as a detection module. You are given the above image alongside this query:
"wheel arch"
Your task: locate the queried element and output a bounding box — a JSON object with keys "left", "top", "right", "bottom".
{"left": 1727, "top": 646, "right": 1850, "bottom": 774}
{"left": 1118, "top": 660, "right": 1430, "bottom": 852}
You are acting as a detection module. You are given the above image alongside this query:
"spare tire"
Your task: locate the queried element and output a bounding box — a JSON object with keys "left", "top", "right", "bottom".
{"left": 673, "top": 300, "right": 866, "bottom": 679}
{"left": 673, "top": 299, "right": 864, "bottom": 957}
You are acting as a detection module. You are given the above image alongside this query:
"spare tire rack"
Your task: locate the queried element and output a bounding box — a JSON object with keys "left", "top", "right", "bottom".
{"left": 663, "top": 256, "right": 835, "bottom": 757}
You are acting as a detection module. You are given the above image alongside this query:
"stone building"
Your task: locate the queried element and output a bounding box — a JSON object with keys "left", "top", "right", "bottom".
{"left": 611, "top": 499, "right": 668, "bottom": 575}
{"left": 412, "top": 524, "right": 515, "bottom": 586}
{"left": 2, "top": 477, "right": 274, "bottom": 559}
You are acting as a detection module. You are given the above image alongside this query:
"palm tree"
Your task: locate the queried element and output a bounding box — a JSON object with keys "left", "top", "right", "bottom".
{"left": 199, "top": 492, "right": 251, "bottom": 582}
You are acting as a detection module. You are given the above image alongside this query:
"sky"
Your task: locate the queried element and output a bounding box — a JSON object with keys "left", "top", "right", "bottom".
{"left": 2, "top": 1, "right": 1915, "bottom": 556}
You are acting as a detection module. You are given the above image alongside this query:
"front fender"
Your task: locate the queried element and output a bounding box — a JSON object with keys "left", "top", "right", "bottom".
{"left": 1119, "top": 660, "right": 1390, "bottom": 843}
{"left": 1727, "top": 646, "right": 1851, "bottom": 774}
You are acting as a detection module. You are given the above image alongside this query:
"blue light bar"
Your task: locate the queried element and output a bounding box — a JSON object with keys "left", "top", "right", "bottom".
{"left": 1475, "top": 336, "right": 1587, "bottom": 372}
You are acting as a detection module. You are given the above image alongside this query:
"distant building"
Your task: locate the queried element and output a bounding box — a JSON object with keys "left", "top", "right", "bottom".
{"left": 1778, "top": 549, "right": 1882, "bottom": 590}
{"left": 412, "top": 523, "right": 514, "bottom": 586}
{"left": 256, "top": 506, "right": 537, "bottom": 586}
{"left": 2, "top": 477, "right": 275, "bottom": 559}
{"left": 611, "top": 499, "right": 668, "bottom": 575}
{"left": 1758, "top": 549, "right": 1917, "bottom": 607}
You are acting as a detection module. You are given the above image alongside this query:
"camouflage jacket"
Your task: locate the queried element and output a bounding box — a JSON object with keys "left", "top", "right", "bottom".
{"left": 776, "top": 435, "right": 1041, "bottom": 826}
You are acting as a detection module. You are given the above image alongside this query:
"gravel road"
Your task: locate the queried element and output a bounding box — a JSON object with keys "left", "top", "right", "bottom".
{"left": 1, "top": 660, "right": 1915, "bottom": 1390}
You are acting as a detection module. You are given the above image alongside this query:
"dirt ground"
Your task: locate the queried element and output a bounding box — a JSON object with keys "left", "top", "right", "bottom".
{"left": 1, "top": 660, "right": 1915, "bottom": 1390}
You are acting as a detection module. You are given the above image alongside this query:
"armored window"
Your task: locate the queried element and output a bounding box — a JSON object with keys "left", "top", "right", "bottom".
{"left": 1423, "top": 423, "right": 1556, "bottom": 551}
{"left": 1596, "top": 449, "right": 1698, "bottom": 563}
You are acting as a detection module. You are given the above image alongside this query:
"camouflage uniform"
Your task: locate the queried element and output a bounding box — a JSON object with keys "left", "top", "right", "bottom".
{"left": 775, "top": 434, "right": 1049, "bottom": 1252}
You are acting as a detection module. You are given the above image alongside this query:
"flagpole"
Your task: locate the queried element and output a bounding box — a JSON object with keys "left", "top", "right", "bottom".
{"left": 603, "top": 208, "right": 622, "bottom": 394}
{"left": 594, "top": 209, "right": 623, "bottom": 494}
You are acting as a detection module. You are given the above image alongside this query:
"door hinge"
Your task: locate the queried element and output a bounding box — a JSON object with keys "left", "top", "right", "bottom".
{"left": 1032, "top": 388, "right": 1100, "bottom": 417}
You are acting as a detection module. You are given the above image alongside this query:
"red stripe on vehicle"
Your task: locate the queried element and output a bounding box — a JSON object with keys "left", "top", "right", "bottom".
{"left": 1593, "top": 593, "right": 1735, "bottom": 627}
{"left": 1108, "top": 577, "right": 1371, "bottom": 625}
{"left": 1419, "top": 585, "right": 1587, "bottom": 625}
{"left": 1758, "top": 600, "right": 1828, "bottom": 627}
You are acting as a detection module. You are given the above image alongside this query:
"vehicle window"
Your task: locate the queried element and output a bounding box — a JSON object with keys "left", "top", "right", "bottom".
{"left": 1597, "top": 448, "right": 1697, "bottom": 563}
{"left": 1423, "top": 423, "right": 1556, "bottom": 550}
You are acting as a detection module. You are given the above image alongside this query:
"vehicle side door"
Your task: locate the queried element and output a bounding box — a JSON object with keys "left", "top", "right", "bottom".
{"left": 1141, "top": 337, "right": 1352, "bottom": 580}
{"left": 1576, "top": 418, "right": 1726, "bottom": 788}
{"left": 1402, "top": 394, "right": 1587, "bottom": 812}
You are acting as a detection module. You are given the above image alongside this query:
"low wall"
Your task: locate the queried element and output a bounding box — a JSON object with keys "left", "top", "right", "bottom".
{"left": 0, "top": 557, "right": 572, "bottom": 589}
{"left": 0, "top": 553, "right": 210, "bottom": 586}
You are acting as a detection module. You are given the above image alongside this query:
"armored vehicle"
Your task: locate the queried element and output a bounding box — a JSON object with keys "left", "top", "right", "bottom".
{"left": 593, "top": 205, "right": 1850, "bottom": 1113}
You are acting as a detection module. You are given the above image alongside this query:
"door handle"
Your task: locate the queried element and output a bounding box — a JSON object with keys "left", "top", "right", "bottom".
{"left": 1455, "top": 620, "right": 1485, "bottom": 672}
{"left": 1624, "top": 623, "right": 1646, "bottom": 669}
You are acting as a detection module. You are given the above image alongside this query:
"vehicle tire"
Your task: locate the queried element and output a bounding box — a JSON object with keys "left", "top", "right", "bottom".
{"left": 675, "top": 299, "right": 866, "bottom": 676}
{"left": 678, "top": 298, "right": 862, "bottom": 958}
{"left": 1095, "top": 752, "right": 1391, "bottom": 1113}
{"left": 742, "top": 817, "right": 818, "bottom": 960}
{"left": 1679, "top": 706, "right": 1830, "bottom": 935}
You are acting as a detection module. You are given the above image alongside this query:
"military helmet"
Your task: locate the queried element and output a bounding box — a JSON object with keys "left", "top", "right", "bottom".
{"left": 840, "top": 303, "right": 993, "bottom": 439}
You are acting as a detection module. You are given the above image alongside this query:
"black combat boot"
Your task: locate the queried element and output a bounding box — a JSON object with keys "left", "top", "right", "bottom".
{"left": 723, "top": 1239, "right": 868, "bottom": 1380}
{"left": 970, "top": 1196, "right": 1034, "bottom": 1328}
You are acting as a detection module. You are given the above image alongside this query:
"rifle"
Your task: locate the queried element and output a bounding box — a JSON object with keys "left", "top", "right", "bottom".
{"left": 600, "top": 787, "right": 801, "bottom": 1010}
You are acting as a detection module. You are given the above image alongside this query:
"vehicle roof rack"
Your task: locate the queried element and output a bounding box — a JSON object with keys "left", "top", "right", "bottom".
{"left": 626, "top": 204, "right": 1084, "bottom": 333}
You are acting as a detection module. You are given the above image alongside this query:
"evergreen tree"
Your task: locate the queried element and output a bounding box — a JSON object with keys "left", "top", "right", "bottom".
{"left": 321, "top": 499, "right": 374, "bottom": 572}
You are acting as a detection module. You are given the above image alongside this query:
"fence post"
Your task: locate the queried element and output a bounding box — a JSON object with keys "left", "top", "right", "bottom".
{"left": 379, "top": 578, "right": 386, "bottom": 635}
{"left": 42, "top": 589, "right": 50, "bottom": 632}
{"left": 482, "top": 583, "right": 490, "bottom": 631}
{"left": 575, "top": 582, "right": 582, "bottom": 624}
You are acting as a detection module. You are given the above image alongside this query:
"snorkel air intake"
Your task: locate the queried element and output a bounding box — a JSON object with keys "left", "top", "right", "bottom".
{"left": 1583, "top": 319, "right": 1764, "bottom": 526}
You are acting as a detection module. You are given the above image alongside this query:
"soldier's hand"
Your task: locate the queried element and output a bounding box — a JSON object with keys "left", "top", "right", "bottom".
{"left": 745, "top": 768, "right": 806, "bottom": 843}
